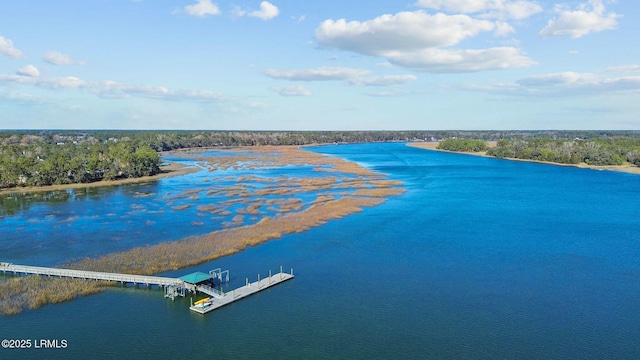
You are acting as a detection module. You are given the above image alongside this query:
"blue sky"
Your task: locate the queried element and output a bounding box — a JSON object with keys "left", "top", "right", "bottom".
{"left": 0, "top": 0, "right": 638, "bottom": 130}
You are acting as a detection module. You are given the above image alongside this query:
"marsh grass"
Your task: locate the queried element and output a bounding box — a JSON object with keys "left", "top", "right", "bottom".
{"left": 0, "top": 277, "right": 106, "bottom": 315}
{"left": 1, "top": 145, "right": 404, "bottom": 315}
{"left": 172, "top": 204, "right": 192, "bottom": 211}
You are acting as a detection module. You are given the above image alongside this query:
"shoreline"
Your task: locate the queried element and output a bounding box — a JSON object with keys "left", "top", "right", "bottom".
{"left": 0, "top": 161, "right": 199, "bottom": 195}
{"left": 407, "top": 142, "right": 640, "bottom": 176}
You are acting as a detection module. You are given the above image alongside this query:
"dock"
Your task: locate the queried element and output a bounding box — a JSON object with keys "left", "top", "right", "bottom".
{"left": 0, "top": 262, "right": 184, "bottom": 288}
{"left": 1, "top": 262, "right": 294, "bottom": 314}
{"left": 190, "top": 269, "right": 294, "bottom": 314}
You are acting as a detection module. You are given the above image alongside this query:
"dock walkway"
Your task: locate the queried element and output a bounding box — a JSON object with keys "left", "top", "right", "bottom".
{"left": 190, "top": 271, "right": 294, "bottom": 314}
{"left": 0, "top": 262, "right": 184, "bottom": 288}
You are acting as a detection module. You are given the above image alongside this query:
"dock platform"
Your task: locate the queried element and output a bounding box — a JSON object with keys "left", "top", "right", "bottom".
{"left": 190, "top": 270, "right": 294, "bottom": 314}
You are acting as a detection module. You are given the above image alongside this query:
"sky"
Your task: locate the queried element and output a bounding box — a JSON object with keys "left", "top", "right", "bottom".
{"left": 0, "top": 0, "right": 638, "bottom": 130}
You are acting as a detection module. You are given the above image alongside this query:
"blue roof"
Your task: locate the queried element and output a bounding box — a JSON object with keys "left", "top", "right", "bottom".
{"left": 179, "top": 272, "right": 212, "bottom": 284}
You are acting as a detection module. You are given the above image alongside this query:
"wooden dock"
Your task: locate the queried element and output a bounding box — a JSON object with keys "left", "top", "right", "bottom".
{"left": 0, "top": 262, "right": 184, "bottom": 288}
{"left": 1, "top": 261, "right": 294, "bottom": 311}
{"left": 190, "top": 270, "right": 294, "bottom": 314}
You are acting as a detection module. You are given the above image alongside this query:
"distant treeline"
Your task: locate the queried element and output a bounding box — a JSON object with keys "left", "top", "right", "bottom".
{"left": 3, "top": 130, "right": 640, "bottom": 189}
{"left": 435, "top": 137, "right": 640, "bottom": 167}
{"left": 3, "top": 130, "right": 640, "bottom": 149}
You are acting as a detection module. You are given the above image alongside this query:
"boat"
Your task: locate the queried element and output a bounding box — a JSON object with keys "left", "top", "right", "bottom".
{"left": 194, "top": 297, "right": 211, "bottom": 305}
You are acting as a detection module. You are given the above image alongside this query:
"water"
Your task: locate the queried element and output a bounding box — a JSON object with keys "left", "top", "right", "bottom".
{"left": 2, "top": 143, "right": 640, "bottom": 359}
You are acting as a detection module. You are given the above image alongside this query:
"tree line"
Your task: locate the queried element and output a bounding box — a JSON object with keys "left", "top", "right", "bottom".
{"left": 3, "top": 130, "right": 640, "bottom": 189}
{"left": 437, "top": 138, "right": 489, "bottom": 152}
{"left": 0, "top": 141, "right": 160, "bottom": 189}
{"left": 436, "top": 137, "right": 640, "bottom": 167}
{"left": 4, "top": 130, "right": 640, "bottom": 150}
{"left": 487, "top": 138, "right": 640, "bottom": 166}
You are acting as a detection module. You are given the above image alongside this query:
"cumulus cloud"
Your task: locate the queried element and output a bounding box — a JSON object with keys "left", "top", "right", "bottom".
{"left": 16, "top": 65, "right": 40, "bottom": 77}
{"left": 270, "top": 84, "right": 311, "bottom": 96}
{"left": 249, "top": 1, "right": 279, "bottom": 20}
{"left": 0, "top": 36, "right": 24, "bottom": 58}
{"left": 539, "top": 0, "right": 619, "bottom": 38}
{"left": 348, "top": 75, "right": 418, "bottom": 86}
{"left": 43, "top": 51, "right": 85, "bottom": 65}
{"left": 415, "top": 0, "right": 542, "bottom": 20}
{"left": 265, "top": 66, "right": 371, "bottom": 81}
{"left": 315, "top": 10, "right": 535, "bottom": 73}
{"left": 316, "top": 11, "right": 495, "bottom": 54}
{"left": 183, "top": 0, "right": 220, "bottom": 17}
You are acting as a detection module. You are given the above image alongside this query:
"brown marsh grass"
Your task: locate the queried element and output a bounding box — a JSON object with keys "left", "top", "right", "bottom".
{"left": 172, "top": 204, "right": 192, "bottom": 211}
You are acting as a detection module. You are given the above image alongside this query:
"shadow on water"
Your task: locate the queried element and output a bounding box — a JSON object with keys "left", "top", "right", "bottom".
{"left": 0, "top": 187, "right": 123, "bottom": 217}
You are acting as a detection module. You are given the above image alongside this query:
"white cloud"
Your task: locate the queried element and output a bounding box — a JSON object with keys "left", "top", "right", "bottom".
{"left": 517, "top": 72, "right": 640, "bottom": 95}
{"left": 43, "top": 51, "right": 84, "bottom": 65}
{"left": 0, "top": 36, "right": 24, "bottom": 58}
{"left": 494, "top": 21, "right": 515, "bottom": 36}
{"left": 462, "top": 67, "right": 640, "bottom": 98}
{"left": 270, "top": 84, "right": 311, "bottom": 96}
{"left": 415, "top": 0, "right": 542, "bottom": 20}
{"left": 348, "top": 75, "right": 418, "bottom": 86}
{"left": 249, "top": 1, "right": 279, "bottom": 20}
{"left": 0, "top": 73, "right": 231, "bottom": 103}
{"left": 516, "top": 71, "right": 598, "bottom": 86}
{"left": 387, "top": 47, "right": 536, "bottom": 73}
{"left": 183, "top": 0, "right": 220, "bottom": 17}
{"left": 539, "top": 0, "right": 619, "bottom": 38}
{"left": 265, "top": 67, "right": 371, "bottom": 81}
{"left": 292, "top": 15, "right": 306, "bottom": 23}
{"left": 496, "top": 1, "right": 544, "bottom": 20}
{"left": 604, "top": 65, "right": 640, "bottom": 73}
{"left": 365, "top": 89, "right": 424, "bottom": 97}
{"left": 231, "top": 5, "right": 247, "bottom": 18}
{"left": 316, "top": 11, "right": 495, "bottom": 54}
{"left": 315, "top": 10, "right": 534, "bottom": 73}
{"left": 16, "top": 65, "right": 40, "bottom": 77}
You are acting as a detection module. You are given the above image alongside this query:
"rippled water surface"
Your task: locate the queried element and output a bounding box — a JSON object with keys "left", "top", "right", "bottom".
{"left": 2, "top": 143, "right": 640, "bottom": 359}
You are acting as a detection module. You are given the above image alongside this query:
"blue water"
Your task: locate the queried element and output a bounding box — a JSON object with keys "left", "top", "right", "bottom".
{"left": 2, "top": 143, "right": 640, "bottom": 359}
